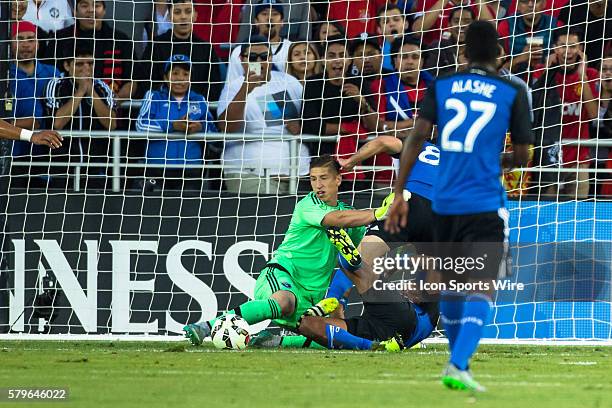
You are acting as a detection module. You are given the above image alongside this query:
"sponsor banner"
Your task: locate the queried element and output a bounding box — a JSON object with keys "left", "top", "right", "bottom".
{"left": 1, "top": 194, "right": 611, "bottom": 339}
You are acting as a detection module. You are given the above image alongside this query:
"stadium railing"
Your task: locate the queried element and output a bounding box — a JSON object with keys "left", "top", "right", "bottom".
{"left": 10, "top": 131, "right": 611, "bottom": 193}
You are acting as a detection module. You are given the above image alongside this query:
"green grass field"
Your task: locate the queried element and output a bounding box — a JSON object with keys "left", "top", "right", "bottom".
{"left": 0, "top": 341, "right": 610, "bottom": 407}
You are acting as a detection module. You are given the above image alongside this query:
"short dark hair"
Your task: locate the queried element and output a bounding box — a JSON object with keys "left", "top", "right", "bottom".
{"left": 464, "top": 21, "right": 499, "bottom": 65}
{"left": 448, "top": 6, "right": 475, "bottom": 25}
{"left": 554, "top": 27, "right": 584, "bottom": 43}
{"left": 349, "top": 35, "right": 381, "bottom": 56}
{"left": 169, "top": 0, "right": 193, "bottom": 8}
{"left": 323, "top": 35, "right": 349, "bottom": 55}
{"left": 390, "top": 34, "right": 422, "bottom": 62}
{"left": 240, "top": 34, "right": 270, "bottom": 55}
{"left": 310, "top": 155, "right": 341, "bottom": 174}
{"left": 76, "top": 0, "right": 105, "bottom": 7}
{"left": 376, "top": 3, "right": 403, "bottom": 18}
{"left": 72, "top": 40, "right": 94, "bottom": 59}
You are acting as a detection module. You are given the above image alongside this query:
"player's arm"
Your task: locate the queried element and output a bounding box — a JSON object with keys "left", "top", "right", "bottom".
{"left": 0, "top": 119, "right": 62, "bottom": 148}
{"left": 321, "top": 209, "right": 376, "bottom": 228}
{"left": 502, "top": 86, "right": 534, "bottom": 170}
{"left": 339, "top": 136, "right": 403, "bottom": 171}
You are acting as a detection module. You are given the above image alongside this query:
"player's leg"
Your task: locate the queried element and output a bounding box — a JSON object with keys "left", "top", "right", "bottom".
{"left": 183, "top": 265, "right": 295, "bottom": 345}
{"left": 437, "top": 211, "right": 506, "bottom": 392}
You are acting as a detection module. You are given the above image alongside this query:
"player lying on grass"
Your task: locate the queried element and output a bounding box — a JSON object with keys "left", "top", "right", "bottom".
{"left": 184, "top": 154, "right": 397, "bottom": 345}
{"left": 386, "top": 21, "right": 533, "bottom": 392}
{"left": 249, "top": 136, "right": 441, "bottom": 351}
{"left": 249, "top": 266, "right": 439, "bottom": 351}
{"left": 0, "top": 119, "right": 62, "bottom": 148}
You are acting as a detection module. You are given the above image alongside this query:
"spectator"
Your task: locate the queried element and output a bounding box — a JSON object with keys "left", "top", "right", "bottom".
{"left": 376, "top": 4, "right": 410, "bottom": 71}
{"left": 498, "top": 0, "right": 561, "bottom": 76}
{"left": 9, "top": 21, "right": 61, "bottom": 155}
{"left": 312, "top": 21, "right": 345, "bottom": 44}
{"left": 23, "top": 0, "right": 72, "bottom": 33}
{"left": 46, "top": 0, "right": 136, "bottom": 100}
{"left": 217, "top": 37, "right": 309, "bottom": 194}
{"left": 193, "top": 0, "right": 245, "bottom": 60}
{"left": 302, "top": 36, "right": 381, "bottom": 181}
{"left": 412, "top": 0, "right": 494, "bottom": 46}
{"left": 558, "top": 0, "right": 611, "bottom": 69}
{"left": 226, "top": 0, "right": 290, "bottom": 82}
{"left": 533, "top": 29, "right": 599, "bottom": 198}
{"left": 10, "top": 0, "right": 28, "bottom": 21}
{"left": 148, "top": 0, "right": 173, "bottom": 40}
{"left": 136, "top": 54, "right": 217, "bottom": 191}
{"left": 506, "top": 0, "right": 569, "bottom": 17}
{"left": 44, "top": 41, "right": 116, "bottom": 186}
{"left": 286, "top": 41, "right": 322, "bottom": 83}
{"left": 9, "top": 22, "right": 60, "bottom": 131}
{"left": 379, "top": 35, "right": 433, "bottom": 131}
{"left": 423, "top": 6, "right": 474, "bottom": 75}
{"left": 138, "top": 0, "right": 223, "bottom": 102}
{"left": 349, "top": 34, "right": 396, "bottom": 186}
{"left": 595, "top": 56, "right": 612, "bottom": 195}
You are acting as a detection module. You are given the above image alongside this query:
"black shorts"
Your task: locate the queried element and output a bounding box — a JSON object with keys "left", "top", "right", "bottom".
{"left": 433, "top": 210, "right": 510, "bottom": 281}
{"left": 345, "top": 301, "right": 417, "bottom": 341}
{"left": 366, "top": 193, "right": 434, "bottom": 251}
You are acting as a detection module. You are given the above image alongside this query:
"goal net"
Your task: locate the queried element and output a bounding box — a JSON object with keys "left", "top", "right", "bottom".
{"left": 0, "top": 0, "right": 610, "bottom": 343}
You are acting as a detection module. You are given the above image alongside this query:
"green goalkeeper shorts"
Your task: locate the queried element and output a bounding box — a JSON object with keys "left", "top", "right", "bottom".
{"left": 254, "top": 263, "right": 327, "bottom": 329}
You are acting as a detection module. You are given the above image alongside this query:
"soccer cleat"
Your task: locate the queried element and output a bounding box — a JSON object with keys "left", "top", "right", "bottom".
{"left": 248, "top": 330, "right": 283, "bottom": 348}
{"left": 304, "top": 297, "right": 340, "bottom": 317}
{"left": 327, "top": 227, "right": 362, "bottom": 268}
{"left": 297, "top": 297, "right": 340, "bottom": 328}
{"left": 183, "top": 322, "right": 211, "bottom": 346}
{"left": 441, "top": 364, "right": 487, "bottom": 392}
{"left": 371, "top": 334, "right": 405, "bottom": 352}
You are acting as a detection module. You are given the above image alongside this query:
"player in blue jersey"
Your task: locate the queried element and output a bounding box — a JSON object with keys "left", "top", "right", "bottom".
{"left": 386, "top": 21, "right": 533, "bottom": 392}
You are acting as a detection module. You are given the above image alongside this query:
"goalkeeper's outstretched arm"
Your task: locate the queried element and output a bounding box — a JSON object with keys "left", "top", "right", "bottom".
{"left": 0, "top": 119, "right": 63, "bottom": 148}
{"left": 338, "top": 136, "right": 403, "bottom": 171}
{"left": 322, "top": 192, "right": 397, "bottom": 228}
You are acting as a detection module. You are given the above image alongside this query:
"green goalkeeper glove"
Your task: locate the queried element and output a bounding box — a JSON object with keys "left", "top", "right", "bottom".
{"left": 374, "top": 190, "right": 412, "bottom": 221}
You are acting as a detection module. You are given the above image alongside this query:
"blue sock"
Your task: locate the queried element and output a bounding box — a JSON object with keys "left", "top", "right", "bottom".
{"left": 326, "top": 324, "right": 372, "bottom": 350}
{"left": 449, "top": 293, "right": 492, "bottom": 371}
{"left": 326, "top": 269, "right": 353, "bottom": 305}
{"left": 439, "top": 291, "right": 466, "bottom": 352}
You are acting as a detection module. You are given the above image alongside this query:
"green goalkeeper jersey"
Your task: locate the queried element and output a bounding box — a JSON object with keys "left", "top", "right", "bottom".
{"left": 269, "top": 192, "right": 366, "bottom": 292}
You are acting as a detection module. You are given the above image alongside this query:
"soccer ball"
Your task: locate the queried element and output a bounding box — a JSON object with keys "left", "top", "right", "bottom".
{"left": 210, "top": 315, "right": 251, "bottom": 350}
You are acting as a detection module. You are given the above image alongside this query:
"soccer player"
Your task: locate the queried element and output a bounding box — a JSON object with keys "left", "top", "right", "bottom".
{"left": 386, "top": 21, "right": 533, "bottom": 392}
{"left": 0, "top": 119, "right": 62, "bottom": 148}
{"left": 183, "top": 155, "right": 396, "bottom": 345}
{"left": 249, "top": 136, "right": 441, "bottom": 351}
{"left": 250, "top": 266, "right": 439, "bottom": 351}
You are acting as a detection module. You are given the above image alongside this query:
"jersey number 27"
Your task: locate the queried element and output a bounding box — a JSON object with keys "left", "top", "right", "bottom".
{"left": 440, "top": 98, "right": 497, "bottom": 153}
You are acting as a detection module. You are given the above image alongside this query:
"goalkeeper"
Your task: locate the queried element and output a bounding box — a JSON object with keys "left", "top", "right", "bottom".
{"left": 249, "top": 136, "right": 441, "bottom": 350}
{"left": 184, "top": 155, "right": 397, "bottom": 345}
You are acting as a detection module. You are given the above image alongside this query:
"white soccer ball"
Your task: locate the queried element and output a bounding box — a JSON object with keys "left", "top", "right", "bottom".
{"left": 210, "top": 314, "right": 251, "bottom": 350}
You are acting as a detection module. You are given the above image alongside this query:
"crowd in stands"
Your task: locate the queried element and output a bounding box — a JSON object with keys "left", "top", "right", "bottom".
{"left": 5, "top": 0, "right": 612, "bottom": 197}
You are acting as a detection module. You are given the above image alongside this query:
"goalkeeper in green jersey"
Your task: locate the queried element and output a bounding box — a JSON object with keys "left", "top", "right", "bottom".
{"left": 183, "top": 155, "right": 396, "bottom": 345}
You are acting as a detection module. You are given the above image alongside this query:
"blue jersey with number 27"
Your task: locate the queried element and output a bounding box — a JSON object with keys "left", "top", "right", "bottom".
{"left": 418, "top": 68, "right": 533, "bottom": 215}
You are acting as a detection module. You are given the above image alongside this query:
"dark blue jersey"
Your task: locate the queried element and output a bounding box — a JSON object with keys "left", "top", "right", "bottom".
{"left": 394, "top": 141, "right": 439, "bottom": 201}
{"left": 418, "top": 67, "right": 533, "bottom": 215}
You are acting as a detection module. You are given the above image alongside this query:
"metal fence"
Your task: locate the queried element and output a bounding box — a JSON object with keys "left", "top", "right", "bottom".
{"left": 9, "top": 131, "right": 612, "bottom": 193}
